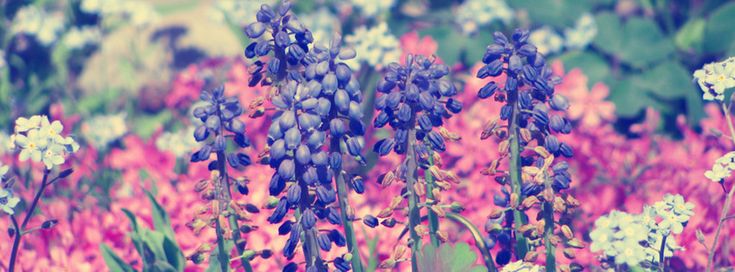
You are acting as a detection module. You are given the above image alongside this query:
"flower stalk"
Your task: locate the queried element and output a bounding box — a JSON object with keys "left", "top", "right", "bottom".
{"left": 706, "top": 102, "right": 735, "bottom": 272}
{"left": 424, "top": 150, "right": 441, "bottom": 247}
{"left": 406, "top": 123, "right": 422, "bottom": 272}
{"left": 8, "top": 169, "right": 49, "bottom": 272}
{"left": 508, "top": 91, "right": 530, "bottom": 258}
{"left": 332, "top": 138, "right": 365, "bottom": 272}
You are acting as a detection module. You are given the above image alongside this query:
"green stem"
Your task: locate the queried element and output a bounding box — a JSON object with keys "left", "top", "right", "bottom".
{"left": 659, "top": 234, "right": 667, "bottom": 272}
{"left": 424, "top": 149, "right": 440, "bottom": 247}
{"left": 216, "top": 151, "right": 253, "bottom": 272}
{"left": 9, "top": 169, "right": 50, "bottom": 272}
{"left": 706, "top": 103, "right": 735, "bottom": 272}
{"left": 446, "top": 213, "right": 497, "bottom": 272}
{"left": 332, "top": 138, "right": 365, "bottom": 272}
{"left": 8, "top": 215, "right": 21, "bottom": 272}
{"left": 508, "top": 90, "right": 529, "bottom": 258}
{"left": 214, "top": 217, "right": 230, "bottom": 272}
{"left": 542, "top": 202, "right": 556, "bottom": 272}
{"left": 406, "top": 125, "right": 422, "bottom": 272}
{"left": 296, "top": 161, "right": 326, "bottom": 271}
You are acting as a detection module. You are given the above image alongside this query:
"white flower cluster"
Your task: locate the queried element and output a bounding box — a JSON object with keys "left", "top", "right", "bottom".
{"left": 455, "top": 0, "right": 514, "bottom": 35}
{"left": 590, "top": 194, "right": 693, "bottom": 268}
{"left": 80, "top": 0, "right": 159, "bottom": 27}
{"left": 529, "top": 14, "right": 597, "bottom": 55}
{"left": 11, "top": 5, "right": 65, "bottom": 46}
{"left": 81, "top": 113, "right": 127, "bottom": 149}
{"left": 705, "top": 151, "right": 735, "bottom": 182}
{"left": 9, "top": 116, "right": 79, "bottom": 169}
{"left": 344, "top": 22, "right": 401, "bottom": 71}
{"left": 0, "top": 163, "right": 20, "bottom": 215}
{"left": 209, "top": 0, "right": 275, "bottom": 26}
{"left": 501, "top": 260, "right": 544, "bottom": 272}
{"left": 155, "top": 126, "right": 201, "bottom": 158}
{"left": 63, "top": 27, "right": 101, "bottom": 50}
{"left": 300, "top": 8, "right": 341, "bottom": 46}
{"left": 693, "top": 57, "right": 735, "bottom": 101}
{"left": 348, "top": 0, "right": 395, "bottom": 18}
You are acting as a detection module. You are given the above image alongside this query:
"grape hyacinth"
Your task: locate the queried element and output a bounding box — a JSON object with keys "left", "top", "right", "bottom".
{"left": 189, "top": 85, "right": 258, "bottom": 271}
{"left": 370, "top": 54, "right": 465, "bottom": 270}
{"left": 477, "top": 29, "right": 581, "bottom": 271}
{"left": 244, "top": 3, "right": 366, "bottom": 271}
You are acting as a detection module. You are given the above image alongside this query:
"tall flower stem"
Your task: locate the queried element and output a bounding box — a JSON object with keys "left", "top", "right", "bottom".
{"left": 542, "top": 202, "right": 556, "bottom": 271}
{"left": 424, "top": 150, "right": 441, "bottom": 247}
{"left": 296, "top": 165, "right": 326, "bottom": 271}
{"left": 331, "top": 139, "right": 365, "bottom": 272}
{"left": 406, "top": 121, "right": 422, "bottom": 272}
{"left": 508, "top": 90, "right": 529, "bottom": 258}
{"left": 659, "top": 234, "right": 668, "bottom": 272}
{"left": 215, "top": 151, "right": 253, "bottom": 272}
{"left": 706, "top": 103, "right": 735, "bottom": 272}
{"left": 8, "top": 215, "right": 21, "bottom": 272}
{"left": 8, "top": 169, "right": 49, "bottom": 272}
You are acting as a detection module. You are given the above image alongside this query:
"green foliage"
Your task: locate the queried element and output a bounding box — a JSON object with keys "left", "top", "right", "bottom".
{"left": 592, "top": 13, "right": 674, "bottom": 69}
{"left": 703, "top": 2, "right": 735, "bottom": 54}
{"left": 205, "top": 240, "right": 234, "bottom": 272}
{"left": 417, "top": 242, "right": 487, "bottom": 272}
{"left": 101, "top": 191, "right": 185, "bottom": 272}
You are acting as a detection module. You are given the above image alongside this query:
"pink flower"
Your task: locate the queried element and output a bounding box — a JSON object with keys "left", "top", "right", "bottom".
{"left": 399, "top": 31, "right": 440, "bottom": 64}
{"left": 553, "top": 62, "right": 616, "bottom": 128}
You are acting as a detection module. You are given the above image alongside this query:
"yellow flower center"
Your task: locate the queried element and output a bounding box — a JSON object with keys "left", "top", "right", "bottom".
{"left": 719, "top": 75, "right": 726, "bottom": 82}
{"left": 28, "top": 143, "right": 36, "bottom": 149}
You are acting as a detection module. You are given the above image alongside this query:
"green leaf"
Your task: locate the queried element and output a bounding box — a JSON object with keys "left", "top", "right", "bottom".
{"left": 609, "top": 79, "right": 651, "bottom": 118}
{"left": 703, "top": 2, "right": 735, "bottom": 53}
{"left": 556, "top": 51, "right": 611, "bottom": 87}
{"left": 206, "top": 240, "right": 234, "bottom": 272}
{"left": 144, "top": 190, "right": 176, "bottom": 240}
{"left": 508, "top": 0, "right": 593, "bottom": 28}
{"left": 419, "top": 26, "right": 464, "bottom": 65}
{"left": 162, "top": 236, "right": 186, "bottom": 271}
{"left": 144, "top": 190, "right": 185, "bottom": 270}
{"left": 133, "top": 111, "right": 172, "bottom": 140}
{"left": 417, "top": 242, "right": 487, "bottom": 272}
{"left": 100, "top": 244, "right": 135, "bottom": 272}
{"left": 675, "top": 18, "right": 706, "bottom": 52}
{"left": 618, "top": 18, "right": 675, "bottom": 69}
{"left": 592, "top": 14, "right": 674, "bottom": 69}
{"left": 592, "top": 12, "right": 625, "bottom": 55}
{"left": 633, "top": 61, "right": 691, "bottom": 99}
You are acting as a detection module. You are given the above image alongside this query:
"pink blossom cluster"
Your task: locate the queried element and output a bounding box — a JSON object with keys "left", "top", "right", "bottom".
{"left": 1, "top": 32, "right": 732, "bottom": 271}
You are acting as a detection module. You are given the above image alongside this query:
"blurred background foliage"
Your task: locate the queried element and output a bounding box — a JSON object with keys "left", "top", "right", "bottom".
{"left": 1, "top": 0, "right": 735, "bottom": 137}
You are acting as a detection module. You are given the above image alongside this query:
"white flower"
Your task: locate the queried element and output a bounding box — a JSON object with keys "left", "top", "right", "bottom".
{"left": 63, "top": 27, "right": 101, "bottom": 49}
{"left": 501, "top": 260, "right": 543, "bottom": 272}
{"left": 81, "top": 113, "right": 127, "bottom": 148}
{"left": 300, "top": 8, "right": 340, "bottom": 45}
{"left": 156, "top": 126, "right": 201, "bottom": 157}
{"left": 529, "top": 27, "right": 564, "bottom": 55}
{"left": 11, "top": 5, "right": 65, "bottom": 46}
{"left": 11, "top": 115, "right": 78, "bottom": 169}
{"left": 209, "top": 0, "right": 276, "bottom": 25}
{"left": 705, "top": 151, "right": 735, "bottom": 182}
{"left": 349, "top": 0, "right": 395, "bottom": 18}
{"left": 80, "top": 0, "right": 158, "bottom": 27}
{"left": 564, "top": 13, "right": 597, "bottom": 50}
{"left": 693, "top": 57, "right": 735, "bottom": 101}
{"left": 0, "top": 188, "right": 21, "bottom": 215}
{"left": 0, "top": 163, "right": 8, "bottom": 179}
{"left": 0, "top": 50, "right": 6, "bottom": 70}
{"left": 344, "top": 22, "right": 401, "bottom": 71}
{"left": 456, "top": 0, "right": 514, "bottom": 34}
